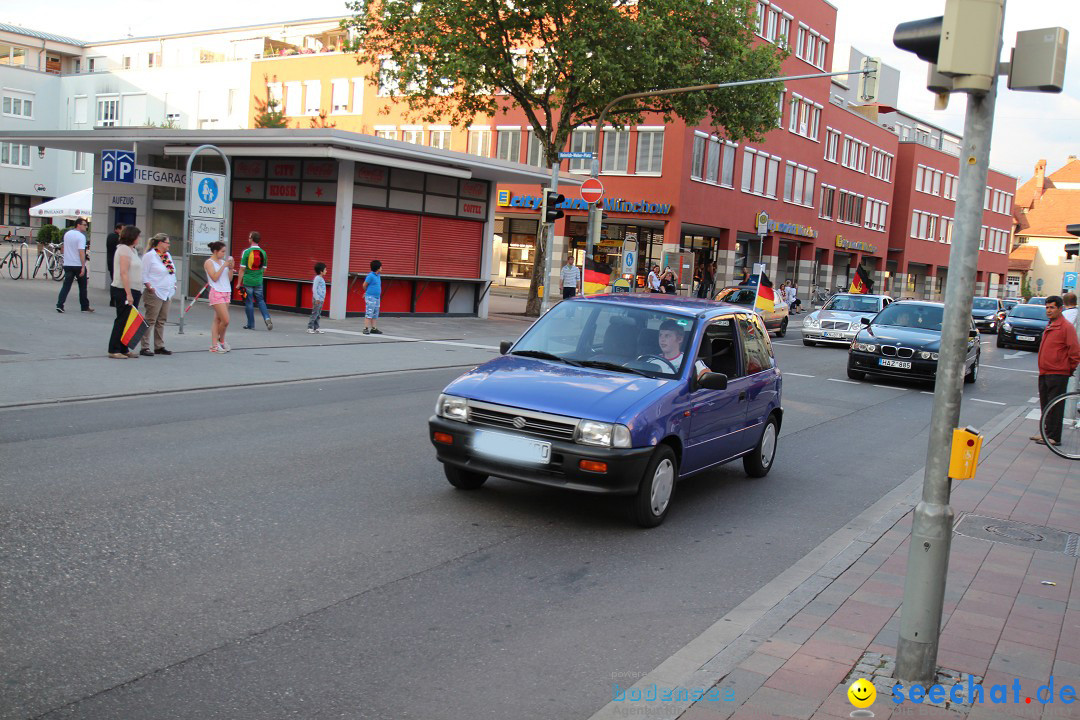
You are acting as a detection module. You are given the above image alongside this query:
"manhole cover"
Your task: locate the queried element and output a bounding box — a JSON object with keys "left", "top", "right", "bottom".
{"left": 954, "top": 514, "right": 1079, "bottom": 556}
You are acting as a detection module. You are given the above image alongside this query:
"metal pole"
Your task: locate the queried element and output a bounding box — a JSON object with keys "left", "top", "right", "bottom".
{"left": 540, "top": 161, "right": 560, "bottom": 315}
{"left": 178, "top": 145, "right": 231, "bottom": 334}
{"left": 895, "top": 78, "right": 1003, "bottom": 685}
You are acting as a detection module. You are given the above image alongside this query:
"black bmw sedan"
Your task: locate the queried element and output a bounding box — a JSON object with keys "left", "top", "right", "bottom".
{"left": 847, "top": 301, "right": 980, "bottom": 384}
{"left": 997, "top": 303, "right": 1049, "bottom": 350}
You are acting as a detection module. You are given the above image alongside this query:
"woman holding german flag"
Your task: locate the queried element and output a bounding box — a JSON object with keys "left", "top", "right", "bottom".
{"left": 107, "top": 226, "right": 145, "bottom": 359}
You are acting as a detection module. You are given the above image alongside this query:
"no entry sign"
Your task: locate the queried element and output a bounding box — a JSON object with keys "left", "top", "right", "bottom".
{"left": 580, "top": 178, "right": 604, "bottom": 204}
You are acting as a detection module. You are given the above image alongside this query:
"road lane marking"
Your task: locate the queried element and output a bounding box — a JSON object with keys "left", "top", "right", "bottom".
{"left": 784, "top": 372, "right": 815, "bottom": 377}
{"left": 1003, "top": 351, "right": 1028, "bottom": 359}
{"left": 982, "top": 363, "right": 1038, "bottom": 374}
{"left": 1027, "top": 408, "right": 1041, "bottom": 420}
{"left": 322, "top": 328, "right": 499, "bottom": 351}
{"left": 873, "top": 384, "right": 899, "bottom": 389}
{"left": 921, "top": 391, "right": 934, "bottom": 395}
{"left": 972, "top": 398, "right": 1006, "bottom": 405}
{"left": 828, "top": 378, "right": 858, "bottom": 384}
{"left": 1030, "top": 397, "right": 1039, "bottom": 403}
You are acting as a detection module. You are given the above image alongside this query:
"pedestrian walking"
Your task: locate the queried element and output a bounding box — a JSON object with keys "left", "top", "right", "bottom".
{"left": 56, "top": 217, "right": 94, "bottom": 313}
{"left": 139, "top": 234, "right": 176, "bottom": 356}
{"left": 107, "top": 225, "right": 143, "bottom": 359}
{"left": 362, "top": 259, "right": 383, "bottom": 335}
{"left": 560, "top": 255, "right": 581, "bottom": 299}
{"left": 696, "top": 261, "right": 715, "bottom": 299}
{"left": 106, "top": 222, "right": 122, "bottom": 307}
{"left": 647, "top": 265, "right": 661, "bottom": 293}
{"left": 237, "top": 231, "right": 271, "bottom": 331}
{"left": 787, "top": 282, "right": 801, "bottom": 313}
{"left": 1033, "top": 295, "right": 1080, "bottom": 446}
{"left": 204, "top": 241, "right": 234, "bottom": 353}
{"left": 1062, "top": 292, "right": 1077, "bottom": 325}
{"left": 308, "top": 262, "right": 327, "bottom": 334}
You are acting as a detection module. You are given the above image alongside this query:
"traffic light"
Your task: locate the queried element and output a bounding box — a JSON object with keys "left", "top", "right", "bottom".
{"left": 545, "top": 191, "right": 565, "bottom": 223}
{"left": 857, "top": 56, "right": 881, "bottom": 103}
{"left": 893, "top": 0, "right": 1004, "bottom": 94}
{"left": 1066, "top": 243, "right": 1080, "bottom": 260}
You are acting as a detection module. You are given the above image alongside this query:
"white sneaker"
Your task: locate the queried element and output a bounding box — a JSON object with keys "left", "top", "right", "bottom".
{"left": 220, "top": 341, "right": 231, "bottom": 352}
{"left": 315, "top": 329, "right": 325, "bottom": 334}
{"left": 209, "top": 344, "right": 223, "bottom": 353}
{"left": 307, "top": 329, "right": 316, "bottom": 334}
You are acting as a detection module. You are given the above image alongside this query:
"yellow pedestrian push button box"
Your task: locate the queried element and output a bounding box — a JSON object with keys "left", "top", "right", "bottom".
{"left": 949, "top": 426, "right": 983, "bottom": 479}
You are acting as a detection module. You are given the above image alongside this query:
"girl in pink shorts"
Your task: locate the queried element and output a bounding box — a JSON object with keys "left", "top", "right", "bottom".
{"left": 204, "top": 241, "right": 235, "bottom": 352}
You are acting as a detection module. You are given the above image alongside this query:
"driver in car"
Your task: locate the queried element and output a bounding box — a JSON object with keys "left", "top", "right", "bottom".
{"left": 650, "top": 319, "right": 710, "bottom": 378}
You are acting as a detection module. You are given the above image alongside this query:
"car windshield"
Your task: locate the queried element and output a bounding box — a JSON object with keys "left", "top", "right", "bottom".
{"left": 1028, "top": 297, "right": 1047, "bottom": 305}
{"left": 873, "top": 304, "right": 944, "bottom": 331}
{"left": 510, "top": 301, "right": 694, "bottom": 378}
{"left": 1009, "top": 305, "right": 1049, "bottom": 320}
{"left": 715, "top": 287, "right": 758, "bottom": 306}
{"left": 824, "top": 295, "right": 880, "bottom": 313}
{"left": 1003, "top": 299, "right": 1019, "bottom": 309}
{"left": 972, "top": 298, "right": 998, "bottom": 311}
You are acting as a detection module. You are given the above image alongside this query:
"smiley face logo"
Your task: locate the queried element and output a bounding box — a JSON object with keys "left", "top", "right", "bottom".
{"left": 848, "top": 678, "right": 876, "bottom": 708}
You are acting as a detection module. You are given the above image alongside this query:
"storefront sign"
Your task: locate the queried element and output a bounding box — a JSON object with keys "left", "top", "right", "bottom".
{"left": 356, "top": 163, "right": 389, "bottom": 186}
{"left": 767, "top": 219, "right": 817, "bottom": 238}
{"left": 459, "top": 199, "right": 487, "bottom": 219}
{"left": 110, "top": 195, "right": 136, "bottom": 207}
{"left": 460, "top": 180, "right": 488, "bottom": 200}
{"left": 234, "top": 159, "right": 267, "bottom": 178}
{"left": 268, "top": 160, "right": 301, "bottom": 180}
{"left": 496, "top": 192, "right": 672, "bottom": 215}
{"left": 835, "top": 235, "right": 878, "bottom": 254}
{"left": 266, "top": 181, "right": 300, "bottom": 201}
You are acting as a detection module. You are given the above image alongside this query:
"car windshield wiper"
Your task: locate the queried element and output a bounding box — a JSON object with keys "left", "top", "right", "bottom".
{"left": 510, "top": 349, "right": 582, "bottom": 366}
{"left": 577, "top": 360, "right": 651, "bottom": 377}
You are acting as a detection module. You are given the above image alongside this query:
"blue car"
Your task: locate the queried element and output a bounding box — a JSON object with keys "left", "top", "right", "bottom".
{"left": 429, "top": 294, "right": 783, "bottom": 527}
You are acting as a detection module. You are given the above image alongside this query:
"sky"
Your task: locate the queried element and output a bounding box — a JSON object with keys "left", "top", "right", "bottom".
{"left": 4, "top": 0, "right": 1078, "bottom": 184}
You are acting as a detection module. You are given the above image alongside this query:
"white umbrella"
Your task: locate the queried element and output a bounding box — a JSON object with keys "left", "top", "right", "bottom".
{"left": 30, "top": 188, "right": 93, "bottom": 219}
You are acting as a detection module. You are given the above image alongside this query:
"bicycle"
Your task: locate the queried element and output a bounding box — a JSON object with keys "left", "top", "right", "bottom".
{"left": 1039, "top": 390, "right": 1080, "bottom": 460}
{"left": 0, "top": 241, "right": 24, "bottom": 279}
{"left": 31, "top": 243, "right": 64, "bottom": 281}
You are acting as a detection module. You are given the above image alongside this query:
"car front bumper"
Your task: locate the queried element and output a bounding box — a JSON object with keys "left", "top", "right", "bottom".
{"left": 429, "top": 416, "right": 655, "bottom": 495}
{"left": 803, "top": 327, "right": 859, "bottom": 344}
{"left": 973, "top": 318, "right": 999, "bottom": 332}
{"left": 848, "top": 351, "right": 938, "bottom": 381}
{"left": 999, "top": 329, "right": 1042, "bottom": 348}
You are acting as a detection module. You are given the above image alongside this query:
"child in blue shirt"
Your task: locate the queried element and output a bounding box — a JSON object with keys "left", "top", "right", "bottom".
{"left": 308, "top": 262, "right": 327, "bottom": 334}
{"left": 362, "top": 259, "right": 382, "bottom": 335}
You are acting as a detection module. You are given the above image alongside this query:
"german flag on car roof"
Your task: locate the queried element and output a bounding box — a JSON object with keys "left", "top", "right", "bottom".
{"left": 755, "top": 271, "right": 775, "bottom": 313}
{"left": 850, "top": 264, "right": 874, "bottom": 294}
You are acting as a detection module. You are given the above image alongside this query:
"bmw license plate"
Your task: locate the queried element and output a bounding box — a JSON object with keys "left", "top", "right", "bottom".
{"left": 879, "top": 358, "right": 912, "bottom": 369}
{"left": 1017, "top": 335, "right": 1036, "bottom": 342}
{"left": 823, "top": 331, "right": 844, "bottom": 338}
{"left": 473, "top": 430, "right": 551, "bottom": 465}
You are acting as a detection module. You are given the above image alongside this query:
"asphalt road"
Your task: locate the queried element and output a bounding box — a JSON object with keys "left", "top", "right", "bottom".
{"left": 0, "top": 326, "right": 1041, "bottom": 720}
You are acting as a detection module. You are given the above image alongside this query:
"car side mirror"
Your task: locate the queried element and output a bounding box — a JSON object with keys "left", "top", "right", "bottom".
{"left": 969, "top": 329, "right": 979, "bottom": 338}
{"left": 860, "top": 317, "right": 871, "bottom": 325}
{"left": 499, "top": 341, "right": 512, "bottom": 355}
{"left": 697, "top": 372, "right": 728, "bottom": 391}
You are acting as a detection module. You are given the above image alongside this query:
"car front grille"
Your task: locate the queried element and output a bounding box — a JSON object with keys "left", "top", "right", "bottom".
{"left": 880, "top": 346, "right": 915, "bottom": 358}
{"left": 821, "top": 320, "right": 851, "bottom": 330}
{"left": 468, "top": 400, "right": 578, "bottom": 442}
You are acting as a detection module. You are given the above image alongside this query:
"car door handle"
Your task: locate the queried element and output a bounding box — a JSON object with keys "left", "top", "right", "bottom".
{"left": 739, "top": 391, "right": 747, "bottom": 401}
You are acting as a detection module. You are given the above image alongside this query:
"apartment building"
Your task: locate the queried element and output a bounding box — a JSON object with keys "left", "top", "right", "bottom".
{"left": 1010, "top": 157, "right": 1080, "bottom": 298}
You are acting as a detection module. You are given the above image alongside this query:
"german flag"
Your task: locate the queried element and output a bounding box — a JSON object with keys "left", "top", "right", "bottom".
{"left": 755, "top": 271, "right": 775, "bottom": 313}
{"left": 120, "top": 306, "right": 147, "bottom": 348}
{"left": 584, "top": 256, "right": 612, "bottom": 295}
{"left": 850, "top": 265, "right": 875, "bottom": 294}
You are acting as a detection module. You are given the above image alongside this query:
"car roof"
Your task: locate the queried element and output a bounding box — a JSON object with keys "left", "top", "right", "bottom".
{"left": 888, "top": 300, "right": 945, "bottom": 309}
{"left": 572, "top": 293, "right": 751, "bottom": 319}
{"left": 972, "top": 296, "right": 999, "bottom": 300}
{"left": 827, "top": 293, "right": 889, "bottom": 300}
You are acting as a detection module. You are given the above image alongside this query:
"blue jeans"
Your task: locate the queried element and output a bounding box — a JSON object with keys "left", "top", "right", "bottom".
{"left": 244, "top": 283, "right": 270, "bottom": 327}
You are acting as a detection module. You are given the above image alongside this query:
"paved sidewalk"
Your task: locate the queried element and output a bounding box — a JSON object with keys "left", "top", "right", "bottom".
{"left": 591, "top": 407, "right": 1080, "bottom": 720}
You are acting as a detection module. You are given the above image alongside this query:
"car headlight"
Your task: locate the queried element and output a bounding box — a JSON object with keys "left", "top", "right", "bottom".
{"left": 1002, "top": 322, "right": 1012, "bottom": 332}
{"left": 577, "top": 420, "right": 632, "bottom": 448}
{"left": 920, "top": 351, "right": 932, "bottom": 360}
{"left": 855, "top": 343, "right": 876, "bottom": 353}
{"left": 932, "top": 352, "right": 939, "bottom": 360}
{"left": 803, "top": 315, "right": 819, "bottom": 328}
{"left": 436, "top": 394, "right": 469, "bottom": 422}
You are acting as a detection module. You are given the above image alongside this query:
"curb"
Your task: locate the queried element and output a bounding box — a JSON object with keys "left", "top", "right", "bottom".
{"left": 587, "top": 403, "right": 1027, "bottom": 720}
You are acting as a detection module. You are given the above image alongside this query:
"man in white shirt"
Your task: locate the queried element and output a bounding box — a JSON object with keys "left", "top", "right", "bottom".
{"left": 139, "top": 234, "right": 177, "bottom": 356}
{"left": 560, "top": 255, "right": 581, "bottom": 299}
{"left": 56, "top": 218, "right": 93, "bottom": 313}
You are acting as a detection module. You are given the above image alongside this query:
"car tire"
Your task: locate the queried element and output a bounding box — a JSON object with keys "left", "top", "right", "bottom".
{"left": 632, "top": 445, "right": 677, "bottom": 528}
{"left": 803, "top": 339, "right": 816, "bottom": 347}
{"left": 444, "top": 465, "right": 488, "bottom": 490}
{"left": 776, "top": 317, "right": 788, "bottom": 338}
{"left": 996, "top": 336, "right": 1006, "bottom": 349}
{"left": 743, "top": 414, "right": 779, "bottom": 478}
{"left": 965, "top": 354, "right": 979, "bottom": 384}
{"left": 847, "top": 366, "right": 866, "bottom": 381}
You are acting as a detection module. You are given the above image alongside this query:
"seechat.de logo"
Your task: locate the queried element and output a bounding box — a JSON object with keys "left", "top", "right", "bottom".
{"left": 101, "top": 150, "right": 135, "bottom": 184}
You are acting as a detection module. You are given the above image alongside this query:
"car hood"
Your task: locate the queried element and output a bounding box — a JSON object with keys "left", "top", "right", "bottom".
{"left": 858, "top": 325, "right": 942, "bottom": 349}
{"left": 817, "top": 309, "right": 876, "bottom": 322}
{"left": 443, "top": 355, "right": 672, "bottom": 424}
{"left": 971, "top": 310, "right": 1000, "bottom": 318}
{"left": 1005, "top": 317, "right": 1049, "bottom": 331}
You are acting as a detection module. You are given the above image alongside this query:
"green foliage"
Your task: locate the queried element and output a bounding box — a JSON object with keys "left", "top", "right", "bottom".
{"left": 36, "top": 224, "right": 61, "bottom": 245}
{"left": 253, "top": 75, "right": 289, "bottom": 128}
{"left": 1021, "top": 276, "right": 1032, "bottom": 300}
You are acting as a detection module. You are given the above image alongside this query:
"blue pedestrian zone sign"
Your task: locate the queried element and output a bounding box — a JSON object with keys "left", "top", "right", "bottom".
{"left": 198, "top": 177, "right": 218, "bottom": 204}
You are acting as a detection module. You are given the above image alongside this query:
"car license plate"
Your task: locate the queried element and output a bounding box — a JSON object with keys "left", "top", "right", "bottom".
{"left": 473, "top": 430, "right": 551, "bottom": 465}
{"left": 879, "top": 358, "right": 912, "bottom": 369}
{"left": 823, "top": 331, "right": 844, "bottom": 338}
{"left": 1018, "top": 335, "right": 1036, "bottom": 342}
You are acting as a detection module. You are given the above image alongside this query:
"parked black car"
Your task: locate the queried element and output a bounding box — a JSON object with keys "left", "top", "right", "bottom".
{"left": 847, "top": 301, "right": 980, "bottom": 384}
{"left": 997, "top": 304, "right": 1049, "bottom": 350}
{"left": 971, "top": 297, "right": 1005, "bottom": 334}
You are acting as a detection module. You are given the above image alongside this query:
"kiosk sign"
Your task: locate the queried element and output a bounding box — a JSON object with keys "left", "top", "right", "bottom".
{"left": 189, "top": 172, "right": 226, "bottom": 220}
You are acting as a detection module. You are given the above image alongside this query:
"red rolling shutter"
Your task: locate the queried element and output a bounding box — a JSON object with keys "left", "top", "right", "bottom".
{"left": 350, "top": 208, "right": 419, "bottom": 275}
{"left": 231, "top": 202, "right": 334, "bottom": 280}
{"left": 418, "top": 216, "right": 482, "bottom": 278}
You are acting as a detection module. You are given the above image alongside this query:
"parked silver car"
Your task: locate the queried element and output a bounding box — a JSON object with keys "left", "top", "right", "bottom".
{"left": 802, "top": 293, "right": 892, "bottom": 346}
{"left": 713, "top": 286, "right": 790, "bottom": 337}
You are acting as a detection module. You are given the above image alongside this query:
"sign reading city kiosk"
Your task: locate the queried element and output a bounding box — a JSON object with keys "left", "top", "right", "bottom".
{"left": 188, "top": 172, "right": 226, "bottom": 220}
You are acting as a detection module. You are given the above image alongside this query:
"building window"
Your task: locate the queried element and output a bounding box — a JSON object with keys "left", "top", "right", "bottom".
{"left": 401, "top": 127, "right": 423, "bottom": 144}
{"left": 375, "top": 127, "right": 397, "bottom": 141}
{"left": 304, "top": 81, "right": 321, "bottom": 115}
{"left": 122, "top": 56, "right": 132, "bottom": 70}
{"left": 95, "top": 96, "right": 119, "bottom": 127}
{"left": 165, "top": 112, "right": 180, "bottom": 125}
{"left": 148, "top": 52, "right": 159, "bottom": 68}
{"left": 8, "top": 194, "right": 30, "bottom": 225}
{"left": 915, "top": 165, "right": 942, "bottom": 195}
{"left": 864, "top": 198, "right": 888, "bottom": 232}
{"left": 787, "top": 93, "right": 821, "bottom": 140}
{"left": 778, "top": 12, "right": 792, "bottom": 48}
{"left": 87, "top": 58, "right": 96, "bottom": 73}
{"left": 869, "top": 148, "right": 893, "bottom": 182}
{"left": 0, "top": 143, "right": 31, "bottom": 168}
{"left": 691, "top": 133, "right": 706, "bottom": 181}
{"left": 378, "top": 58, "right": 399, "bottom": 96}
{"left": 602, "top": 129, "right": 630, "bottom": 173}
{"left": 796, "top": 24, "right": 827, "bottom": 68}
{"left": 496, "top": 128, "right": 521, "bottom": 162}
{"left": 721, "top": 141, "right": 737, "bottom": 187}
{"left": 351, "top": 78, "right": 364, "bottom": 114}
{"left": 741, "top": 147, "right": 780, "bottom": 199}
{"left": 331, "top": 79, "right": 349, "bottom": 113}
{"left": 837, "top": 190, "right": 865, "bottom": 226}
{"left": 527, "top": 130, "right": 546, "bottom": 167}
{"left": 819, "top": 184, "right": 835, "bottom": 220}
{"left": 706, "top": 137, "right": 722, "bottom": 184}
{"left": 2, "top": 91, "right": 34, "bottom": 119}
{"left": 783, "top": 161, "right": 816, "bottom": 207}
{"left": 429, "top": 128, "right": 451, "bottom": 150}
{"left": 568, "top": 128, "right": 593, "bottom": 172}
{"left": 468, "top": 127, "right": 491, "bottom": 157}
{"left": 636, "top": 129, "right": 663, "bottom": 175}
{"left": 824, "top": 128, "right": 840, "bottom": 163}
{"left": 911, "top": 210, "right": 939, "bottom": 240}
{"left": 73, "top": 96, "right": 88, "bottom": 125}
{"left": 841, "top": 136, "right": 868, "bottom": 172}
{"left": 283, "top": 82, "right": 301, "bottom": 116}
{"left": 74, "top": 152, "right": 86, "bottom": 172}
{"left": 940, "top": 217, "right": 954, "bottom": 244}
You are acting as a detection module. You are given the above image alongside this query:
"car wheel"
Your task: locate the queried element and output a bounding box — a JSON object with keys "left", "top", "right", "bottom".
{"left": 632, "top": 445, "right": 677, "bottom": 528}
{"left": 996, "top": 336, "right": 1005, "bottom": 348}
{"left": 803, "top": 339, "right": 816, "bottom": 347}
{"left": 847, "top": 366, "right": 866, "bottom": 381}
{"left": 776, "top": 317, "right": 788, "bottom": 338}
{"left": 444, "top": 465, "right": 488, "bottom": 490}
{"left": 743, "top": 414, "right": 779, "bottom": 478}
{"left": 965, "top": 354, "right": 979, "bottom": 384}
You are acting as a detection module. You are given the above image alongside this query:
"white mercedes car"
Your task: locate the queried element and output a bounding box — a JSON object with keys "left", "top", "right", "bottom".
{"left": 803, "top": 293, "right": 892, "bottom": 346}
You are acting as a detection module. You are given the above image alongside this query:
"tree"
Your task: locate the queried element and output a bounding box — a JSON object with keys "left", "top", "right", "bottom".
{"left": 253, "top": 74, "right": 289, "bottom": 128}
{"left": 1021, "top": 275, "right": 1032, "bottom": 301}
{"left": 343, "top": 0, "right": 784, "bottom": 315}
{"left": 309, "top": 109, "right": 337, "bottom": 128}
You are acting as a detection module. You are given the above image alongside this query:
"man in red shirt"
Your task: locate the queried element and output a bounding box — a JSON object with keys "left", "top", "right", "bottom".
{"left": 1034, "top": 295, "right": 1080, "bottom": 446}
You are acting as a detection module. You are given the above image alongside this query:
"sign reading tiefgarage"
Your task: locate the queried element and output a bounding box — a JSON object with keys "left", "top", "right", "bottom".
{"left": 497, "top": 192, "right": 671, "bottom": 215}
{"left": 101, "top": 149, "right": 187, "bottom": 187}
{"left": 835, "top": 235, "right": 878, "bottom": 254}
{"left": 189, "top": 172, "right": 226, "bottom": 220}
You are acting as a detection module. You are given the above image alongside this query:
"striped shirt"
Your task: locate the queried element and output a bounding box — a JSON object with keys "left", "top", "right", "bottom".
{"left": 560, "top": 264, "right": 581, "bottom": 288}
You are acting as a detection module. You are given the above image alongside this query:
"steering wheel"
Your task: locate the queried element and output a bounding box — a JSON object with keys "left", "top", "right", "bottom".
{"left": 635, "top": 354, "right": 677, "bottom": 372}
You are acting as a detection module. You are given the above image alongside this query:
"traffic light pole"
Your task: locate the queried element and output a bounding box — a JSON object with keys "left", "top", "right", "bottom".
{"left": 895, "top": 70, "right": 1003, "bottom": 688}
{"left": 540, "top": 161, "right": 561, "bottom": 314}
